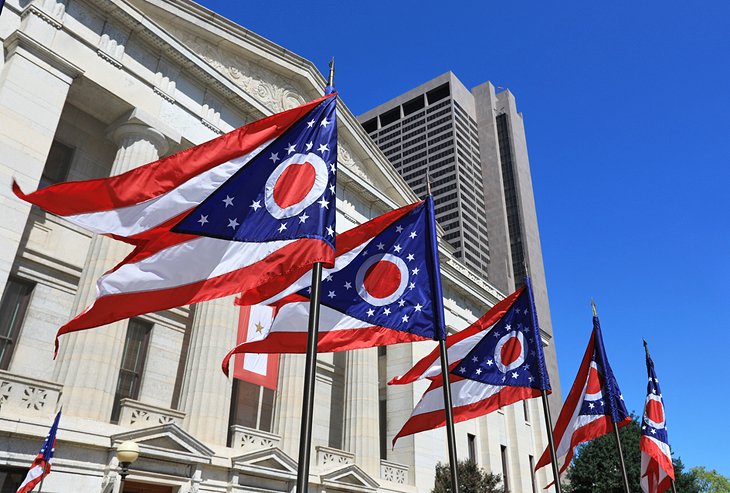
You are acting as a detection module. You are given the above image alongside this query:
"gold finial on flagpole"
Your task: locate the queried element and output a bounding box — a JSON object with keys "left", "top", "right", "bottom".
{"left": 327, "top": 57, "right": 335, "bottom": 88}
{"left": 591, "top": 298, "right": 598, "bottom": 317}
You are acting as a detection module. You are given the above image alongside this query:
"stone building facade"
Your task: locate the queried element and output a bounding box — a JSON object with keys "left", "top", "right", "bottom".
{"left": 0, "top": 1, "right": 557, "bottom": 492}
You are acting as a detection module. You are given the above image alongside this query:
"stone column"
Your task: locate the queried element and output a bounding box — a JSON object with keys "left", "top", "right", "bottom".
{"left": 274, "top": 353, "right": 306, "bottom": 459}
{"left": 0, "top": 20, "right": 79, "bottom": 296}
{"left": 53, "top": 113, "right": 169, "bottom": 420}
{"left": 343, "top": 347, "right": 380, "bottom": 477}
{"left": 179, "top": 297, "right": 238, "bottom": 446}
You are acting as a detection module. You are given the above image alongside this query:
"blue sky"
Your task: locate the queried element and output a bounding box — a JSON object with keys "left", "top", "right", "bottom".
{"left": 198, "top": 0, "right": 730, "bottom": 475}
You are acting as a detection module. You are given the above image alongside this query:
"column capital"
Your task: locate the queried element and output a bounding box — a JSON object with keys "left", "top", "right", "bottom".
{"left": 107, "top": 107, "right": 182, "bottom": 158}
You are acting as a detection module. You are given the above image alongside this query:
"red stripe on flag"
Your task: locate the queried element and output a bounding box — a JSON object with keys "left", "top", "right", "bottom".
{"left": 55, "top": 238, "right": 333, "bottom": 354}
{"left": 641, "top": 436, "right": 675, "bottom": 481}
{"left": 393, "top": 385, "right": 542, "bottom": 444}
{"left": 222, "top": 326, "right": 432, "bottom": 376}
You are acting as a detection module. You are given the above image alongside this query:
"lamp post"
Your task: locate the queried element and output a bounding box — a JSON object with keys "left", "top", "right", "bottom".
{"left": 115, "top": 441, "right": 139, "bottom": 492}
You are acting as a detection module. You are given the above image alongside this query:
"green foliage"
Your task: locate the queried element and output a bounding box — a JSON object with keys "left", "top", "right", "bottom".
{"left": 690, "top": 466, "right": 730, "bottom": 493}
{"left": 432, "top": 460, "right": 504, "bottom": 493}
{"left": 563, "top": 415, "right": 700, "bottom": 493}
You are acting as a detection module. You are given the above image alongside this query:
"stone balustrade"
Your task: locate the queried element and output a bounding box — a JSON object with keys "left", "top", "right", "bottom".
{"left": 0, "top": 370, "right": 62, "bottom": 417}
{"left": 229, "top": 425, "right": 280, "bottom": 452}
{"left": 316, "top": 445, "right": 355, "bottom": 469}
{"left": 380, "top": 459, "right": 409, "bottom": 485}
{"left": 117, "top": 398, "right": 185, "bottom": 428}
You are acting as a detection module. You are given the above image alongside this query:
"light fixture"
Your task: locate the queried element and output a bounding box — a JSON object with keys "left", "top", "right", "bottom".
{"left": 115, "top": 441, "right": 140, "bottom": 489}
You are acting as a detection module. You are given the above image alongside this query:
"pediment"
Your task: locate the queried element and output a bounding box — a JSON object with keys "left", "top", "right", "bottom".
{"left": 232, "top": 447, "right": 297, "bottom": 481}
{"left": 111, "top": 423, "right": 214, "bottom": 464}
{"left": 321, "top": 464, "right": 380, "bottom": 492}
{"left": 126, "top": 0, "right": 419, "bottom": 210}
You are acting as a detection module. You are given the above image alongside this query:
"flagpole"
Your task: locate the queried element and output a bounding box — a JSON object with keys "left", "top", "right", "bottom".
{"left": 37, "top": 476, "right": 45, "bottom": 493}
{"left": 523, "top": 262, "right": 562, "bottom": 493}
{"left": 540, "top": 390, "right": 562, "bottom": 493}
{"left": 671, "top": 480, "right": 678, "bottom": 493}
{"left": 294, "top": 59, "right": 334, "bottom": 493}
{"left": 593, "top": 301, "right": 631, "bottom": 493}
{"left": 612, "top": 421, "right": 631, "bottom": 493}
{"left": 425, "top": 173, "right": 459, "bottom": 493}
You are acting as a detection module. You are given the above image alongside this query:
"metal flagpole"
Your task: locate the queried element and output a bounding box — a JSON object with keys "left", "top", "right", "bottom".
{"left": 294, "top": 59, "right": 334, "bottom": 493}
{"left": 671, "top": 480, "right": 678, "bottom": 493}
{"left": 540, "top": 390, "right": 562, "bottom": 493}
{"left": 612, "top": 421, "right": 631, "bottom": 493}
{"left": 592, "top": 301, "right": 631, "bottom": 493}
{"left": 438, "top": 341, "right": 460, "bottom": 493}
{"left": 523, "top": 261, "right": 561, "bottom": 493}
{"left": 37, "top": 476, "right": 45, "bottom": 493}
{"left": 426, "top": 173, "right": 459, "bottom": 493}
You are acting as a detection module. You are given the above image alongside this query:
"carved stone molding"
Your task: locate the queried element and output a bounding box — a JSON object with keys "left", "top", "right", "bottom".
{"left": 380, "top": 459, "right": 408, "bottom": 484}
{"left": 0, "top": 371, "right": 62, "bottom": 417}
{"left": 165, "top": 25, "right": 306, "bottom": 113}
{"left": 229, "top": 425, "right": 281, "bottom": 453}
{"left": 316, "top": 445, "right": 355, "bottom": 469}
{"left": 117, "top": 398, "right": 185, "bottom": 428}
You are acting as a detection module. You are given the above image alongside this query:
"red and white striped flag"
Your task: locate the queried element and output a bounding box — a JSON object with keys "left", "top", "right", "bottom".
{"left": 13, "top": 95, "right": 339, "bottom": 352}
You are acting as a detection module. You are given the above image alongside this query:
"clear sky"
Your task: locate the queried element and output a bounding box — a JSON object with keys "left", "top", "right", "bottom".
{"left": 198, "top": 0, "right": 730, "bottom": 475}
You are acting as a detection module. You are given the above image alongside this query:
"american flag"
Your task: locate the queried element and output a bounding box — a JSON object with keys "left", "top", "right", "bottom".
{"left": 222, "top": 198, "right": 446, "bottom": 374}
{"left": 16, "top": 410, "right": 61, "bottom": 493}
{"left": 535, "top": 314, "right": 631, "bottom": 482}
{"left": 13, "top": 95, "right": 337, "bottom": 352}
{"left": 390, "top": 278, "right": 552, "bottom": 444}
{"left": 640, "top": 341, "right": 674, "bottom": 493}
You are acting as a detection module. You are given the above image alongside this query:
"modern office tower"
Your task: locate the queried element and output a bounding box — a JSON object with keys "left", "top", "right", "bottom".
{"left": 359, "top": 73, "right": 561, "bottom": 407}
{"left": 359, "top": 74, "right": 491, "bottom": 280}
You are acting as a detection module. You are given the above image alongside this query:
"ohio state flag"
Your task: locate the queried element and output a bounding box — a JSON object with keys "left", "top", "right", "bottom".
{"left": 233, "top": 305, "right": 279, "bottom": 390}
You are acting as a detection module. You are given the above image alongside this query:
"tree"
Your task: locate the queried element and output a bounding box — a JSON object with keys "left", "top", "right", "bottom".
{"left": 690, "top": 466, "right": 730, "bottom": 493}
{"left": 432, "top": 460, "right": 504, "bottom": 493}
{"left": 563, "top": 415, "right": 700, "bottom": 493}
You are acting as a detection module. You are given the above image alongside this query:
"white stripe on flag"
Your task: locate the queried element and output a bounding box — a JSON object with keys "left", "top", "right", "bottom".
{"left": 66, "top": 139, "right": 273, "bottom": 236}
{"left": 269, "top": 302, "right": 372, "bottom": 334}
{"left": 417, "top": 327, "right": 496, "bottom": 381}
{"left": 97, "top": 237, "right": 296, "bottom": 297}
{"left": 17, "top": 464, "right": 44, "bottom": 491}
{"left": 260, "top": 241, "right": 369, "bottom": 305}
{"left": 411, "top": 378, "right": 504, "bottom": 417}
{"left": 243, "top": 305, "right": 274, "bottom": 375}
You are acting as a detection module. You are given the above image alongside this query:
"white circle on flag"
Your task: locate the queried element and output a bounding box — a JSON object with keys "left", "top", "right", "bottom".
{"left": 494, "top": 331, "right": 526, "bottom": 373}
{"left": 356, "top": 253, "right": 409, "bottom": 306}
{"left": 643, "top": 394, "right": 666, "bottom": 429}
{"left": 265, "top": 152, "right": 328, "bottom": 219}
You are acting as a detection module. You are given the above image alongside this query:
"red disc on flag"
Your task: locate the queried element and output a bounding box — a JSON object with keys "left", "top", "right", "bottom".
{"left": 584, "top": 362, "right": 604, "bottom": 401}
{"left": 273, "top": 163, "right": 316, "bottom": 208}
{"left": 500, "top": 336, "right": 523, "bottom": 367}
{"left": 363, "top": 261, "right": 402, "bottom": 298}
{"left": 644, "top": 394, "right": 666, "bottom": 429}
{"left": 356, "top": 253, "right": 409, "bottom": 306}
{"left": 586, "top": 366, "right": 603, "bottom": 394}
{"left": 495, "top": 331, "right": 526, "bottom": 373}
{"left": 265, "top": 152, "right": 328, "bottom": 219}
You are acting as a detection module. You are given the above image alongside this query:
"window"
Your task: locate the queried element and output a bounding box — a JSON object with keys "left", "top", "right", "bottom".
{"left": 228, "top": 380, "right": 275, "bottom": 437}
{"left": 39, "top": 140, "right": 74, "bottom": 189}
{"left": 523, "top": 400, "right": 531, "bottom": 422}
{"left": 467, "top": 433, "right": 476, "bottom": 463}
{"left": 501, "top": 445, "right": 510, "bottom": 493}
{"left": 111, "top": 318, "right": 152, "bottom": 423}
{"left": 529, "top": 455, "right": 538, "bottom": 493}
{"left": 0, "top": 277, "right": 34, "bottom": 370}
{"left": 0, "top": 466, "right": 26, "bottom": 493}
